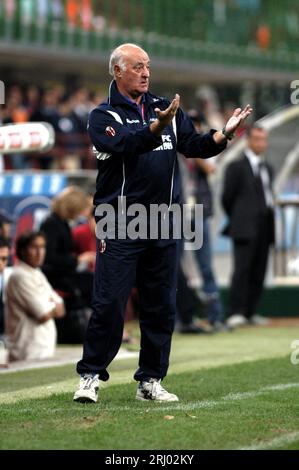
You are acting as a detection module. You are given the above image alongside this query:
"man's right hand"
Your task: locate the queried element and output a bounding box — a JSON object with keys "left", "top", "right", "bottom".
{"left": 150, "top": 94, "right": 180, "bottom": 136}
{"left": 53, "top": 301, "right": 65, "bottom": 319}
{"left": 38, "top": 300, "right": 65, "bottom": 324}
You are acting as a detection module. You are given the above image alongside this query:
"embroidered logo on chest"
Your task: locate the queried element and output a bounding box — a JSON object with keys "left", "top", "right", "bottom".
{"left": 105, "top": 126, "right": 116, "bottom": 137}
{"left": 153, "top": 134, "right": 173, "bottom": 151}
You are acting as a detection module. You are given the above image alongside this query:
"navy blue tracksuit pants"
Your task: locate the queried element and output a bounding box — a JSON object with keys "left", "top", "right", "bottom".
{"left": 76, "top": 237, "right": 180, "bottom": 382}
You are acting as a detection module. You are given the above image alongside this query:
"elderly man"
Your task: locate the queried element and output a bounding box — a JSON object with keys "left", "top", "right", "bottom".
{"left": 74, "top": 43, "right": 252, "bottom": 403}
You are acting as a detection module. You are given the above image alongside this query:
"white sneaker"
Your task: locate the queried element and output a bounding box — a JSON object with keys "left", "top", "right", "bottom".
{"left": 73, "top": 373, "right": 100, "bottom": 403}
{"left": 136, "top": 378, "right": 179, "bottom": 402}
{"left": 250, "top": 314, "right": 271, "bottom": 326}
{"left": 226, "top": 314, "right": 249, "bottom": 328}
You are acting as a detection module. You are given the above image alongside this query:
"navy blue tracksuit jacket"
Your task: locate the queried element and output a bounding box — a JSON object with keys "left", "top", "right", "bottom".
{"left": 76, "top": 81, "right": 226, "bottom": 381}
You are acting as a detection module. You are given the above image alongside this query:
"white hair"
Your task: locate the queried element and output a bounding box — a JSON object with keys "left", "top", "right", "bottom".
{"left": 109, "top": 43, "right": 145, "bottom": 77}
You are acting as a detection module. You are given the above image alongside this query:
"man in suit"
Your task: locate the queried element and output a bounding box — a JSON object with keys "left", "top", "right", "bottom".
{"left": 222, "top": 126, "right": 275, "bottom": 327}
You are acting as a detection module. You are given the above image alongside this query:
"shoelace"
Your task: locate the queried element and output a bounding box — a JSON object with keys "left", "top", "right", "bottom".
{"left": 82, "top": 375, "right": 95, "bottom": 390}
{"left": 151, "top": 380, "right": 167, "bottom": 398}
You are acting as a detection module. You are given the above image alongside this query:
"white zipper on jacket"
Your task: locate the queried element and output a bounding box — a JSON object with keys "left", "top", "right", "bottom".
{"left": 120, "top": 157, "right": 126, "bottom": 214}
{"left": 106, "top": 110, "right": 126, "bottom": 214}
{"left": 165, "top": 115, "right": 178, "bottom": 218}
{"left": 105, "top": 104, "right": 177, "bottom": 216}
{"left": 168, "top": 160, "right": 176, "bottom": 209}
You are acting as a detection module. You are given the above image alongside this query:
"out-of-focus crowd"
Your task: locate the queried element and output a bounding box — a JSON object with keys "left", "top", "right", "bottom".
{"left": 0, "top": 83, "right": 104, "bottom": 170}
{"left": 0, "top": 82, "right": 249, "bottom": 171}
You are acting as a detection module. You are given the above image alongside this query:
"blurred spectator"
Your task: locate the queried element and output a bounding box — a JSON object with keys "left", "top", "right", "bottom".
{"left": 21, "top": 0, "right": 35, "bottom": 24}
{"left": 30, "top": 87, "right": 60, "bottom": 127}
{"left": 190, "top": 112, "right": 228, "bottom": 332}
{"left": 54, "top": 96, "right": 85, "bottom": 170}
{"left": 5, "top": 0, "right": 16, "bottom": 18}
{"left": 196, "top": 85, "right": 224, "bottom": 130}
{"left": 66, "top": 0, "right": 80, "bottom": 26}
{"left": 49, "top": 0, "right": 64, "bottom": 25}
{"left": 37, "top": 0, "right": 49, "bottom": 23}
{"left": 176, "top": 266, "right": 210, "bottom": 334}
{"left": 72, "top": 87, "right": 93, "bottom": 131}
{"left": 26, "top": 85, "right": 42, "bottom": 117}
{"left": 40, "top": 186, "right": 95, "bottom": 306}
{"left": 222, "top": 126, "right": 275, "bottom": 327}
{"left": 5, "top": 231, "right": 65, "bottom": 361}
{"left": 30, "top": 88, "right": 61, "bottom": 169}
{"left": 256, "top": 24, "right": 271, "bottom": 50}
{"left": 81, "top": 0, "right": 92, "bottom": 30}
{"left": 0, "top": 210, "right": 14, "bottom": 267}
{"left": 28, "top": 85, "right": 93, "bottom": 170}
{"left": 39, "top": 187, "right": 95, "bottom": 344}
{"left": 72, "top": 195, "right": 96, "bottom": 272}
{"left": 0, "top": 237, "right": 11, "bottom": 338}
{"left": 177, "top": 111, "right": 228, "bottom": 333}
{"left": 2, "top": 85, "right": 31, "bottom": 169}
{"left": 0, "top": 209, "right": 14, "bottom": 242}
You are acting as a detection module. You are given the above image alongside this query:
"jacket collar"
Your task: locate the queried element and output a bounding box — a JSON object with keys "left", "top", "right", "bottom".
{"left": 107, "top": 80, "right": 163, "bottom": 108}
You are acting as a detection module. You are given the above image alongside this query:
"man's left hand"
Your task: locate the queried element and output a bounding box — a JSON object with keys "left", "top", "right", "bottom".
{"left": 225, "top": 104, "right": 253, "bottom": 135}
{"left": 213, "top": 104, "right": 253, "bottom": 144}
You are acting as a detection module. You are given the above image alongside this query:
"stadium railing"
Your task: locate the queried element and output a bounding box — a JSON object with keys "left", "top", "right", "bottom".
{"left": 0, "top": 0, "right": 298, "bottom": 72}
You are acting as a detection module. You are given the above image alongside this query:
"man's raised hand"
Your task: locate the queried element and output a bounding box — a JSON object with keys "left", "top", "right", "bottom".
{"left": 225, "top": 104, "right": 253, "bottom": 135}
{"left": 150, "top": 94, "right": 180, "bottom": 136}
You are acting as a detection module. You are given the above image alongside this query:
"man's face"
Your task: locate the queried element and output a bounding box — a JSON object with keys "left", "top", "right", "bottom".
{"left": 248, "top": 129, "right": 269, "bottom": 155}
{"left": 23, "top": 236, "right": 46, "bottom": 269}
{"left": 0, "top": 222, "right": 11, "bottom": 239}
{"left": 0, "top": 247, "right": 9, "bottom": 274}
{"left": 115, "top": 48, "right": 150, "bottom": 99}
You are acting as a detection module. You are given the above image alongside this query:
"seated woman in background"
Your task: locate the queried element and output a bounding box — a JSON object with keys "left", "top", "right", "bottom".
{"left": 5, "top": 231, "right": 65, "bottom": 361}
{"left": 40, "top": 186, "right": 95, "bottom": 306}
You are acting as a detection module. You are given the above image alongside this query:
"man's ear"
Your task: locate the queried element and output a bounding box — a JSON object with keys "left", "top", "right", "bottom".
{"left": 114, "top": 65, "right": 122, "bottom": 79}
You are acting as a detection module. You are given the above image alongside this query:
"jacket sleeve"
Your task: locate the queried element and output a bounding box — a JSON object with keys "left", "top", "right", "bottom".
{"left": 221, "top": 162, "right": 241, "bottom": 215}
{"left": 176, "top": 108, "right": 227, "bottom": 158}
{"left": 88, "top": 107, "right": 163, "bottom": 156}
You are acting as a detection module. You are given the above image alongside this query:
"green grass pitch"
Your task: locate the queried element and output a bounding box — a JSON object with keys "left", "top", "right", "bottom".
{"left": 1, "top": 325, "right": 299, "bottom": 450}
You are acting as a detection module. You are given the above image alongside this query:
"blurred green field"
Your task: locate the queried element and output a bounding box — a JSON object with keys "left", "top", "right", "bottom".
{"left": 1, "top": 326, "right": 299, "bottom": 450}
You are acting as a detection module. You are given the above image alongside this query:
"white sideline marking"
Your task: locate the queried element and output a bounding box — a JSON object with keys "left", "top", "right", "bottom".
{"left": 239, "top": 431, "right": 299, "bottom": 450}
{"left": 98, "top": 382, "right": 299, "bottom": 412}
{"left": 1, "top": 380, "right": 299, "bottom": 410}
{"left": 133, "top": 382, "right": 299, "bottom": 412}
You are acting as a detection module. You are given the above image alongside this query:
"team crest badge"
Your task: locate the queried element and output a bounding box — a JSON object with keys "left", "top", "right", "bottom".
{"left": 99, "top": 239, "right": 107, "bottom": 253}
{"left": 105, "top": 126, "right": 116, "bottom": 137}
